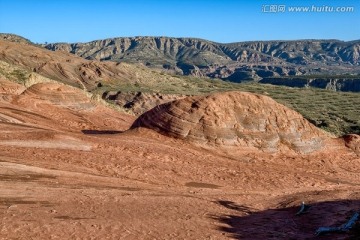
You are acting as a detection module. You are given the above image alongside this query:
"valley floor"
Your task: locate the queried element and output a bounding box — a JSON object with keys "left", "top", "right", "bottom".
{"left": 0, "top": 81, "right": 360, "bottom": 239}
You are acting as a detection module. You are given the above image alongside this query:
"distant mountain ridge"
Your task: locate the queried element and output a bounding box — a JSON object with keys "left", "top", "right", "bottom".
{"left": 1, "top": 33, "right": 359, "bottom": 91}
{"left": 42, "top": 36, "right": 360, "bottom": 83}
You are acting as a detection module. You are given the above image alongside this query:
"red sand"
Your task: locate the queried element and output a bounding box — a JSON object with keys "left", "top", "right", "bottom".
{"left": 0, "top": 80, "right": 359, "bottom": 239}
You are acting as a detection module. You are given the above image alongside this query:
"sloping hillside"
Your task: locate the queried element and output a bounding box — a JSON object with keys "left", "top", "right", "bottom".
{"left": 43, "top": 36, "right": 360, "bottom": 83}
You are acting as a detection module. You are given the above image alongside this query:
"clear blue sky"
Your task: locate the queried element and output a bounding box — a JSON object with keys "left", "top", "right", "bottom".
{"left": 0, "top": 0, "right": 359, "bottom": 43}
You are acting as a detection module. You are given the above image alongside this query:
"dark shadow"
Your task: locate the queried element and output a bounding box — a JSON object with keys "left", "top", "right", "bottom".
{"left": 81, "top": 130, "right": 123, "bottom": 135}
{"left": 352, "top": 222, "right": 360, "bottom": 239}
{"left": 54, "top": 215, "right": 94, "bottom": 220}
{"left": 0, "top": 197, "right": 54, "bottom": 208}
{"left": 212, "top": 200, "right": 360, "bottom": 239}
{"left": 216, "top": 200, "right": 255, "bottom": 214}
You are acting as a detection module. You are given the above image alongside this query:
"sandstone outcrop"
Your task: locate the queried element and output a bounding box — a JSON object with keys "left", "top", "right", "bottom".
{"left": 343, "top": 134, "right": 360, "bottom": 155}
{"left": 17, "top": 83, "right": 94, "bottom": 110}
{"left": 132, "top": 91, "right": 328, "bottom": 153}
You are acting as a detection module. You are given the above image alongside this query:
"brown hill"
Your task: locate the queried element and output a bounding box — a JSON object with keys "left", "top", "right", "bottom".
{"left": 0, "top": 40, "right": 195, "bottom": 92}
{"left": 0, "top": 33, "right": 31, "bottom": 44}
{"left": 132, "top": 91, "right": 329, "bottom": 153}
{"left": 5, "top": 81, "right": 135, "bottom": 132}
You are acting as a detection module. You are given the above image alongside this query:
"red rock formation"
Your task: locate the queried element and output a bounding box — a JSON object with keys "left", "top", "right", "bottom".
{"left": 344, "top": 134, "right": 360, "bottom": 155}
{"left": 18, "top": 83, "right": 94, "bottom": 110}
{"left": 132, "top": 91, "right": 329, "bottom": 153}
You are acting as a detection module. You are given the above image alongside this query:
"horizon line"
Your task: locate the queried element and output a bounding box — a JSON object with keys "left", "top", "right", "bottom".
{"left": 1, "top": 32, "right": 359, "bottom": 45}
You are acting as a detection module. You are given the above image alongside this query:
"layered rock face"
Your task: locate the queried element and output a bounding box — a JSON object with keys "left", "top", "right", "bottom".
{"left": 17, "top": 83, "right": 94, "bottom": 110}
{"left": 43, "top": 37, "right": 360, "bottom": 89}
{"left": 132, "top": 91, "right": 328, "bottom": 153}
{"left": 344, "top": 134, "right": 360, "bottom": 155}
{"left": 7, "top": 82, "right": 135, "bottom": 132}
{"left": 0, "top": 79, "right": 25, "bottom": 95}
{"left": 102, "top": 91, "right": 187, "bottom": 115}
{"left": 44, "top": 37, "right": 360, "bottom": 67}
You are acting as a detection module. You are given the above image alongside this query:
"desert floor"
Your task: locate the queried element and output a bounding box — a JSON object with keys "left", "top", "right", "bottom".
{"left": 1, "top": 81, "right": 359, "bottom": 239}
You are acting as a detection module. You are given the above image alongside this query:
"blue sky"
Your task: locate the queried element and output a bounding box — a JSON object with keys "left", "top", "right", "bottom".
{"left": 0, "top": 0, "right": 359, "bottom": 43}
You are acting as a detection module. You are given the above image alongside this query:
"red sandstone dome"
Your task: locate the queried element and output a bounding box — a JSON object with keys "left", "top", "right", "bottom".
{"left": 132, "top": 91, "right": 329, "bottom": 153}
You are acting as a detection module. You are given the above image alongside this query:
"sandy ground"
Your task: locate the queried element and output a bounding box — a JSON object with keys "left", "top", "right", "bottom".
{"left": 1, "top": 81, "right": 360, "bottom": 239}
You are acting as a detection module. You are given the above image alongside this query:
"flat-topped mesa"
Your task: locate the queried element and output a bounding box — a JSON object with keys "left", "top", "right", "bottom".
{"left": 131, "top": 91, "right": 329, "bottom": 153}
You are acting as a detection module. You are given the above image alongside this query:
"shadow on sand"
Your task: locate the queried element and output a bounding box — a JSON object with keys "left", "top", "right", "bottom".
{"left": 213, "top": 199, "right": 360, "bottom": 240}
{"left": 81, "top": 130, "right": 124, "bottom": 135}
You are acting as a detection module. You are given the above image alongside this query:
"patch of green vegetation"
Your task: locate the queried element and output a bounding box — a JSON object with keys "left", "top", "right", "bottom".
{"left": 233, "top": 84, "right": 360, "bottom": 136}
{"left": 0, "top": 62, "right": 29, "bottom": 84}
{"left": 9, "top": 69, "right": 28, "bottom": 83}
